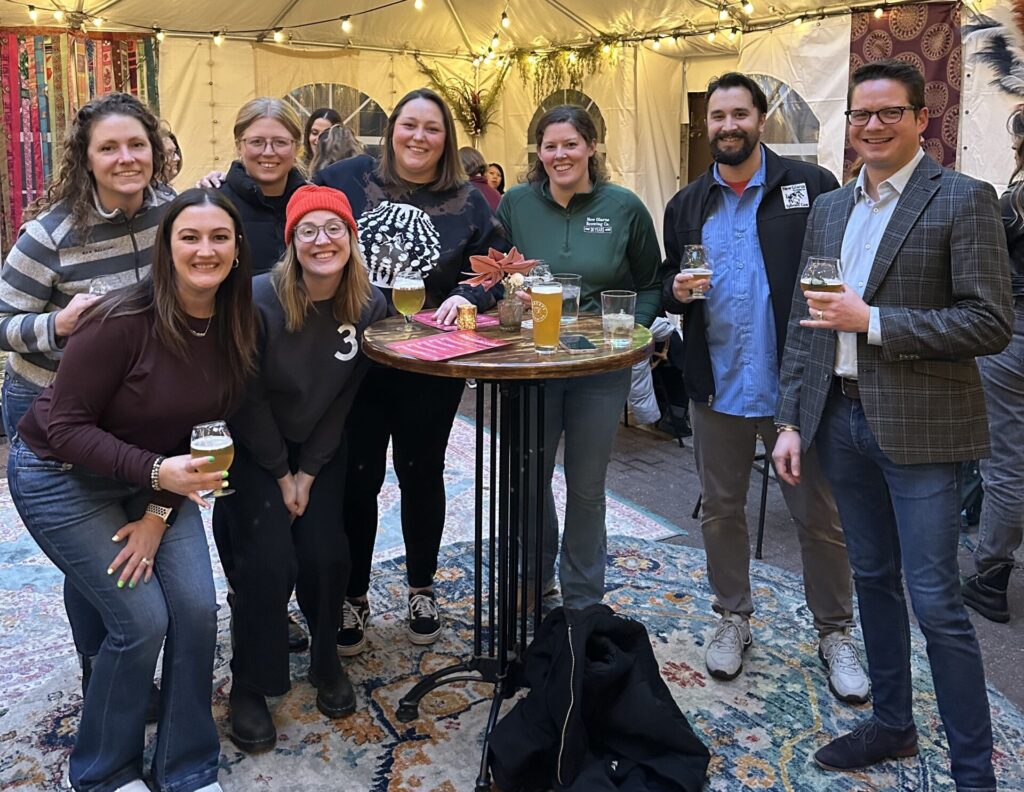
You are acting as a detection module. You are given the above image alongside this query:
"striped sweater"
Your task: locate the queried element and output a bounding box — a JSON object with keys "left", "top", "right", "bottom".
{"left": 0, "top": 187, "right": 175, "bottom": 387}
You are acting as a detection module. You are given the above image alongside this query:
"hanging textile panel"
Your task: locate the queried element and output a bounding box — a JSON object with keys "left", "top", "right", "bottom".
{"left": 0, "top": 28, "right": 159, "bottom": 256}
{"left": 846, "top": 2, "right": 961, "bottom": 174}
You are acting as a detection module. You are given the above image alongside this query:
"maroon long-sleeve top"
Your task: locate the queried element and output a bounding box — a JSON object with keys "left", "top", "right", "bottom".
{"left": 18, "top": 308, "right": 230, "bottom": 508}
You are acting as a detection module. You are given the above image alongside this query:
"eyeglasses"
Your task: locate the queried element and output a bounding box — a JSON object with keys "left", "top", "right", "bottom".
{"left": 294, "top": 221, "right": 349, "bottom": 243}
{"left": 844, "top": 106, "right": 920, "bottom": 127}
{"left": 240, "top": 136, "right": 295, "bottom": 153}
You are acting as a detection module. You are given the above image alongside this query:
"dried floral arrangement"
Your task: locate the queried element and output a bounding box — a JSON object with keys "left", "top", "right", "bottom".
{"left": 514, "top": 44, "right": 611, "bottom": 103}
{"left": 414, "top": 55, "right": 511, "bottom": 137}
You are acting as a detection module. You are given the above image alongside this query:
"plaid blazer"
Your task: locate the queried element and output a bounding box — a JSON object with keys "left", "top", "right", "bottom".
{"left": 776, "top": 156, "right": 1013, "bottom": 464}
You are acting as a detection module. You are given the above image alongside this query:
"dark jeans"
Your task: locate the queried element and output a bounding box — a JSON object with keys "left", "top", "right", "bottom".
{"left": 817, "top": 391, "right": 995, "bottom": 792}
{"left": 1, "top": 368, "right": 41, "bottom": 439}
{"left": 212, "top": 441, "right": 351, "bottom": 695}
{"left": 8, "top": 439, "right": 220, "bottom": 792}
{"left": 344, "top": 366, "right": 464, "bottom": 595}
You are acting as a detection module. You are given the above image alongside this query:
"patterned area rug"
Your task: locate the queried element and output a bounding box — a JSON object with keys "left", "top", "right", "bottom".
{"left": 3, "top": 419, "right": 1024, "bottom": 790}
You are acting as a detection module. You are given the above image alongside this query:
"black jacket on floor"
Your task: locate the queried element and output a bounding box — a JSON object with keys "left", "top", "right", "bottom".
{"left": 489, "top": 605, "right": 710, "bottom": 791}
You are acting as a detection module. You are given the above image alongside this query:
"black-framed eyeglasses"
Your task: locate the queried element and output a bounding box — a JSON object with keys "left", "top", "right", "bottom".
{"left": 294, "top": 221, "right": 349, "bottom": 243}
{"left": 844, "top": 106, "right": 920, "bottom": 126}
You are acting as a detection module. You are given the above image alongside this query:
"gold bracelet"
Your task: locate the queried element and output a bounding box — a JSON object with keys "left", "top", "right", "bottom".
{"left": 775, "top": 424, "right": 799, "bottom": 433}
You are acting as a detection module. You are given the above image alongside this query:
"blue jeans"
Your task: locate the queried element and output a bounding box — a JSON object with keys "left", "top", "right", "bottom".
{"left": 1, "top": 368, "right": 41, "bottom": 439}
{"left": 816, "top": 392, "right": 995, "bottom": 792}
{"left": 974, "top": 299, "right": 1024, "bottom": 573}
{"left": 542, "top": 368, "right": 631, "bottom": 609}
{"left": 8, "top": 439, "right": 221, "bottom": 792}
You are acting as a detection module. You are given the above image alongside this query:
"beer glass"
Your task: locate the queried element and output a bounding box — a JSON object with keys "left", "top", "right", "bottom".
{"left": 553, "top": 273, "right": 582, "bottom": 324}
{"left": 800, "top": 257, "right": 843, "bottom": 293}
{"left": 392, "top": 270, "right": 426, "bottom": 326}
{"left": 601, "top": 290, "right": 636, "bottom": 348}
{"left": 531, "top": 281, "right": 562, "bottom": 353}
{"left": 680, "top": 245, "right": 713, "bottom": 300}
{"left": 191, "top": 420, "right": 235, "bottom": 498}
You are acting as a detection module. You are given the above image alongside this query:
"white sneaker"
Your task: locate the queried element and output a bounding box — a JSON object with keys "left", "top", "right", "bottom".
{"left": 704, "top": 614, "right": 752, "bottom": 680}
{"left": 819, "top": 632, "right": 871, "bottom": 704}
{"left": 193, "top": 783, "right": 225, "bottom": 792}
{"left": 113, "top": 782, "right": 150, "bottom": 792}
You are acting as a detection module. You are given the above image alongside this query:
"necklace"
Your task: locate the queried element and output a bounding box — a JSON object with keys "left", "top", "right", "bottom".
{"left": 187, "top": 315, "right": 214, "bottom": 338}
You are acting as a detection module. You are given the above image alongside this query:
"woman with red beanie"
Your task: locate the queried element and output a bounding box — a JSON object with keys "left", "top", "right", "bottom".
{"left": 212, "top": 185, "right": 386, "bottom": 752}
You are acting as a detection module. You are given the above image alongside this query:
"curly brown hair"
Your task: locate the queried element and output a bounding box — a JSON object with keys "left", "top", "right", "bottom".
{"left": 27, "top": 92, "right": 166, "bottom": 235}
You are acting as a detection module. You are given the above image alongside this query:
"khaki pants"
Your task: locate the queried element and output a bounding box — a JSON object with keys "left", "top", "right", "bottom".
{"left": 690, "top": 402, "right": 854, "bottom": 637}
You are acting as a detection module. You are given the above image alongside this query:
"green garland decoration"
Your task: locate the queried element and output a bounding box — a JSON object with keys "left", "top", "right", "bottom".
{"left": 514, "top": 43, "right": 609, "bottom": 103}
{"left": 414, "top": 55, "right": 511, "bottom": 137}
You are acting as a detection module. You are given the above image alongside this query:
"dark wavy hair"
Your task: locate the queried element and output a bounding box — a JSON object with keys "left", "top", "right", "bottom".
{"left": 28, "top": 92, "right": 165, "bottom": 234}
{"left": 526, "top": 105, "right": 607, "bottom": 186}
{"left": 1008, "top": 106, "right": 1024, "bottom": 229}
{"left": 376, "top": 88, "right": 466, "bottom": 192}
{"left": 84, "top": 188, "right": 256, "bottom": 411}
{"left": 302, "top": 107, "right": 342, "bottom": 165}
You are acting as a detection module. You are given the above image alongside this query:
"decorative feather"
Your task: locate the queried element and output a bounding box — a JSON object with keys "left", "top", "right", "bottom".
{"left": 965, "top": 9, "right": 1024, "bottom": 97}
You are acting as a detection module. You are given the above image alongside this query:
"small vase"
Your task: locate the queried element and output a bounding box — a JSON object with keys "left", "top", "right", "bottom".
{"left": 497, "top": 298, "right": 524, "bottom": 331}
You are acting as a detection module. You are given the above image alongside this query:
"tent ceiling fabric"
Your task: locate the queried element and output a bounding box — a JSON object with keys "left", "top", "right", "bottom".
{"left": 0, "top": 0, "right": 859, "bottom": 56}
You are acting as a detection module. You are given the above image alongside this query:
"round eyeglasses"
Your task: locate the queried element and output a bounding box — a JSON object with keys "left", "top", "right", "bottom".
{"left": 240, "top": 136, "right": 296, "bottom": 153}
{"left": 294, "top": 221, "right": 349, "bottom": 243}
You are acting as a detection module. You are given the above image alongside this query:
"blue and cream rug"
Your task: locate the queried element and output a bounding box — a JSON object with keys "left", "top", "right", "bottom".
{"left": 2, "top": 419, "right": 1023, "bottom": 791}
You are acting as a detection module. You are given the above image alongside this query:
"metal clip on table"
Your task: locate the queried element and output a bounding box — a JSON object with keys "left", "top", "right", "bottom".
{"left": 362, "top": 314, "right": 652, "bottom": 790}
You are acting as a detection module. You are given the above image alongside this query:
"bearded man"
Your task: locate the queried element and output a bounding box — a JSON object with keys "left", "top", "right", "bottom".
{"left": 659, "top": 72, "right": 869, "bottom": 703}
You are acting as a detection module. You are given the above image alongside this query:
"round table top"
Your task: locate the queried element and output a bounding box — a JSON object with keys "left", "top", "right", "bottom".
{"left": 363, "top": 313, "right": 653, "bottom": 380}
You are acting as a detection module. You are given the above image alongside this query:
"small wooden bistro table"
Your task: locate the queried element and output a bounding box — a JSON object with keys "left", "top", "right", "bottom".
{"left": 362, "top": 312, "right": 652, "bottom": 790}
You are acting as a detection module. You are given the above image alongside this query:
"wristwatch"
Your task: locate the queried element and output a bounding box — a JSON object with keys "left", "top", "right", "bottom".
{"left": 144, "top": 504, "right": 173, "bottom": 522}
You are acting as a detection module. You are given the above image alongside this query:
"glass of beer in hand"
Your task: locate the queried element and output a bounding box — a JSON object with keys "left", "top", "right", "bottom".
{"left": 393, "top": 270, "right": 426, "bottom": 327}
{"left": 800, "top": 257, "right": 843, "bottom": 294}
{"left": 531, "top": 281, "right": 562, "bottom": 353}
{"left": 681, "top": 245, "right": 714, "bottom": 300}
{"left": 191, "top": 420, "right": 235, "bottom": 498}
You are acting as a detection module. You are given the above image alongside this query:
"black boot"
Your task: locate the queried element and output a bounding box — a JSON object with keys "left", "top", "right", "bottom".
{"left": 81, "top": 654, "right": 160, "bottom": 724}
{"left": 962, "top": 564, "right": 1013, "bottom": 623}
{"left": 288, "top": 615, "right": 309, "bottom": 653}
{"left": 309, "top": 668, "right": 356, "bottom": 719}
{"left": 228, "top": 682, "right": 277, "bottom": 752}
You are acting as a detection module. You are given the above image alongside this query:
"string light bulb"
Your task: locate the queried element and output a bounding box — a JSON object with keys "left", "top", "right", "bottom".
{"left": 566, "top": 50, "right": 577, "bottom": 63}
{"left": 273, "top": 28, "right": 285, "bottom": 42}
{"left": 491, "top": 31, "right": 500, "bottom": 49}
{"left": 414, "top": 0, "right": 424, "bottom": 9}
{"left": 728, "top": 27, "right": 739, "bottom": 40}
{"left": 873, "top": 6, "right": 884, "bottom": 17}
{"left": 91, "top": 17, "right": 103, "bottom": 27}
{"left": 742, "top": 1, "right": 754, "bottom": 13}
{"left": 602, "top": 43, "right": 611, "bottom": 54}
{"left": 719, "top": 7, "right": 730, "bottom": 20}
{"left": 212, "top": 31, "right": 224, "bottom": 46}
{"left": 53, "top": 9, "right": 64, "bottom": 21}
{"left": 501, "top": 10, "right": 510, "bottom": 28}
{"left": 340, "top": 16, "right": 352, "bottom": 33}
{"left": 707, "top": 30, "right": 717, "bottom": 42}
{"left": 792, "top": 15, "right": 803, "bottom": 26}
{"left": 27, "top": 5, "right": 39, "bottom": 23}
{"left": 154, "top": 27, "right": 165, "bottom": 42}
{"left": 527, "top": 51, "right": 538, "bottom": 64}
{"left": 652, "top": 38, "right": 661, "bottom": 50}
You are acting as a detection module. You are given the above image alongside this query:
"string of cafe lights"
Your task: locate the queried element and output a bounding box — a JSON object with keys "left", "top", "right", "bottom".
{"left": 7, "top": 0, "right": 942, "bottom": 62}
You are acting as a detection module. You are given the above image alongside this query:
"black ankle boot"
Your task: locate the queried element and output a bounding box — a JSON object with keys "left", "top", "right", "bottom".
{"left": 228, "top": 682, "right": 276, "bottom": 752}
{"left": 962, "top": 564, "right": 1012, "bottom": 623}
{"left": 80, "top": 654, "right": 161, "bottom": 724}
{"left": 309, "top": 669, "right": 356, "bottom": 719}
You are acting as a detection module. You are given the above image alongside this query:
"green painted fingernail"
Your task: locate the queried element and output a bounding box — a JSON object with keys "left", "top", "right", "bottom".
{"left": 129, "top": 581, "right": 136, "bottom": 589}
{"left": 221, "top": 471, "right": 229, "bottom": 479}
{"left": 117, "top": 580, "right": 125, "bottom": 589}
{"left": 207, "top": 456, "right": 215, "bottom": 463}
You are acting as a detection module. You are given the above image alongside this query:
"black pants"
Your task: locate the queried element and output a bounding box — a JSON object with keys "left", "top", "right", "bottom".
{"left": 344, "top": 366, "right": 464, "bottom": 596}
{"left": 212, "top": 441, "right": 350, "bottom": 696}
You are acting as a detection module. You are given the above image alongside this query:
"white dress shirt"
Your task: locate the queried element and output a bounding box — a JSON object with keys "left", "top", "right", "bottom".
{"left": 835, "top": 147, "right": 925, "bottom": 377}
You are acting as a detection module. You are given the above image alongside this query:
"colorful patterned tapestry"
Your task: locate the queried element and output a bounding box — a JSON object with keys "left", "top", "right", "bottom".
{"left": 0, "top": 28, "right": 158, "bottom": 256}
{"left": 846, "top": 3, "right": 961, "bottom": 176}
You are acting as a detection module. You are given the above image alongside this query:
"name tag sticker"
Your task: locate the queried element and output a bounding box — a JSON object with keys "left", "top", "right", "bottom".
{"left": 781, "top": 183, "right": 809, "bottom": 209}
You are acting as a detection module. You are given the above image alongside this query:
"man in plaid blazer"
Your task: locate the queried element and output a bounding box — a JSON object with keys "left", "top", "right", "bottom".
{"left": 773, "top": 60, "right": 1012, "bottom": 789}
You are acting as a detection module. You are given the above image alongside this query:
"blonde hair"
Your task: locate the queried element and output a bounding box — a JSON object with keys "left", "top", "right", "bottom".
{"left": 309, "top": 125, "right": 364, "bottom": 175}
{"left": 270, "top": 231, "right": 372, "bottom": 332}
{"left": 233, "top": 98, "right": 303, "bottom": 153}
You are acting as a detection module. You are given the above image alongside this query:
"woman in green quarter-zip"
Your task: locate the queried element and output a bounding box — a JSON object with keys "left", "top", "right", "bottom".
{"left": 496, "top": 105, "right": 662, "bottom": 608}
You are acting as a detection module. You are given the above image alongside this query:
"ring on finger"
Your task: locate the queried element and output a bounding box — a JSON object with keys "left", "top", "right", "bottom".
{"left": 816, "top": 309, "right": 824, "bottom": 321}
{"left": 140, "top": 557, "right": 151, "bottom": 567}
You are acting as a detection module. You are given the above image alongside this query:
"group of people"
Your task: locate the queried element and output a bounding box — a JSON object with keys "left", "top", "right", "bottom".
{"left": 0, "top": 54, "right": 1018, "bottom": 792}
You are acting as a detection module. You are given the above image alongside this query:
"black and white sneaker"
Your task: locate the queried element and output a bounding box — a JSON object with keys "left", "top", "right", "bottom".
{"left": 337, "top": 598, "right": 370, "bottom": 656}
{"left": 407, "top": 591, "right": 442, "bottom": 645}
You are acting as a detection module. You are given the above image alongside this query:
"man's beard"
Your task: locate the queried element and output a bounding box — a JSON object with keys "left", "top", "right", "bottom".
{"left": 710, "top": 131, "right": 758, "bottom": 166}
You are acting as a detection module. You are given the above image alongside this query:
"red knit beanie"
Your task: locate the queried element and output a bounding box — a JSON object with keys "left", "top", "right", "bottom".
{"left": 284, "top": 184, "right": 357, "bottom": 245}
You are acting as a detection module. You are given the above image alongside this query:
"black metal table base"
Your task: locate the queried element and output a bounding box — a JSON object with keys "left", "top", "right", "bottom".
{"left": 394, "top": 380, "right": 545, "bottom": 791}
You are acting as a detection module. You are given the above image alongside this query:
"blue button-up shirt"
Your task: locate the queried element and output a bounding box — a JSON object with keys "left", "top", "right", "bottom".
{"left": 702, "top": 146, "right": 779, "bottom": 417}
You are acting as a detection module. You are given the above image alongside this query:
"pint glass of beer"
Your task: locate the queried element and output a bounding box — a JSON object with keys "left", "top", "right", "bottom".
{"left": 191, "top": 420, "right": 235, "bottom": 497}
{"left": 531, "top": 281, "right": 562, "bottom": 353}
{"left": 800, "top": 257, "right": 843, "bottom": 293}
